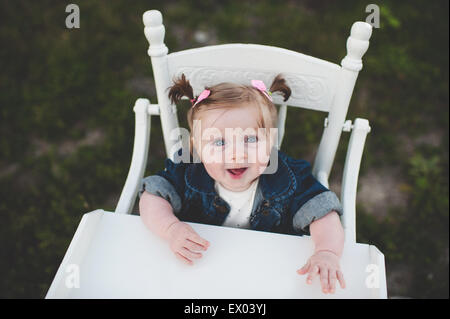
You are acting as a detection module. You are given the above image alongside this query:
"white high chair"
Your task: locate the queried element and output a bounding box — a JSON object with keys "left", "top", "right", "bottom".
{"left": 46, "top": 10, "right": 387, "bottom": 299}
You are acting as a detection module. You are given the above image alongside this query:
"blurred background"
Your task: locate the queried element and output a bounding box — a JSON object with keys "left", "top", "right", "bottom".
{"left": 0, "top": 0, "right": 448, "bottom": 298}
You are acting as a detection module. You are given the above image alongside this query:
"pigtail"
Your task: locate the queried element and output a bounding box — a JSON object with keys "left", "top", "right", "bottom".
{"left": 167, "top": 73, "right": 195, "bottom": 104}
{"left": 269, "top": 74, "right": 291, "bottom": 102}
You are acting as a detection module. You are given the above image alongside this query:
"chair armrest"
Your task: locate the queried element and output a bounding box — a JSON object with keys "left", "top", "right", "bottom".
{"left": 115, "top": 98, "right": 159, "bottom": 214}
{"left": 341, "top": 118, "right": 371, "bottom": 243}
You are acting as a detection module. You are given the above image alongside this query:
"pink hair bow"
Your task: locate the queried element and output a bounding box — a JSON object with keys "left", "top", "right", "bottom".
{"left": 191, "top": 89, "right": 211, "bottom": 108}
{"left": 251, "top": 80, "right": 273, "bottom": 101}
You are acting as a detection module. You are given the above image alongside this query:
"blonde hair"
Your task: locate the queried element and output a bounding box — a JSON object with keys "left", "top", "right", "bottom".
{"left": 168, "top": 74, "right": 291, "bottom": 154}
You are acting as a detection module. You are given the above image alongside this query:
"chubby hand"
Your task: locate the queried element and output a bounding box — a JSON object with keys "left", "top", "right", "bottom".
{"left": 296, "top": 250, "right": 346, "bottom": 294}
{"left": 166, "top": 221, "right": 210, "bottom": 265}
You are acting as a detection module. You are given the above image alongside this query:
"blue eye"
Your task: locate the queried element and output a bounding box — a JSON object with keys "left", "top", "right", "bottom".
{"left": 213, "top": 139, "right": 225, "bottom": 147}
{"left": 245, "top": 135, "right": 258, "bottom": 143}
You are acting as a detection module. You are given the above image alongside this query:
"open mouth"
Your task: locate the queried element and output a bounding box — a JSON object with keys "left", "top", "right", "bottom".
{"left": 227, "top": 167, "right": 248, "bottom": 178}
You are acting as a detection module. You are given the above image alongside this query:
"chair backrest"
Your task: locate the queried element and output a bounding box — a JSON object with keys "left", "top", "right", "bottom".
{"left": 167, "top": 44, "right": 340, "bottom": 112}
{"left": 143, "top": 10, "right": 372, "bottom": 187}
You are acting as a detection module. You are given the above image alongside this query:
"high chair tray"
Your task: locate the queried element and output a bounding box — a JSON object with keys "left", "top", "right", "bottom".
{"left": 46, "top": 210, "right": 387, "bottom": 298}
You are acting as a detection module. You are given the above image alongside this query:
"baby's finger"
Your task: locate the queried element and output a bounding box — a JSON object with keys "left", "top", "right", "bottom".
{"left": 297, "top": 260, "right": 311, "bottom": 275}
{"left": 175, "top": 252, "right": 193, "bottom": 265}
{"left": 320, "top": 266, "right": 329, "bottom": 293}
{"left": 185, "top": 239, "right": 207, "bottom": 252}
{"left": 180, "top": 246, "right": 202, "bottom": 260}
{"left": 337, "top": 270, "right": 346, "bottom": 289}
{"left": 306, "top": 265, "right": 319, "bottom": 284}
{"left": 188, "top": 232, "right": 210, "bottom": 249}
{"left": 329, "top": 270, "right": 337, "bottom": 294}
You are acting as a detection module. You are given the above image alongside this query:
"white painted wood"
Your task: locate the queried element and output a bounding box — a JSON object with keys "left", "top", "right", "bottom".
{"left": 143, "top": 10, "right": 181, "bottom": 160}
{"left": 167, "top": 44, "right": 341, "bottom": 112}
{"left": 341, "top": 118, "right": 371, "bottom": 243}
{"left": 369, "top": 245, "right": 388, "bottom": 299}
{"left": 46, "top": 210, "right": 104, "bottom": 298}
{"left": 316, "top": 171, "right": 330, "bottom": 189}
{"left": 147, "top": 104, "right": 160, "bottom": 116}
{"left": 313, "top": 22, "right": 372, "bottom": 186}
{"left": 46, "top": 211, "right": 387, "bottom": 299}
{"left": 115, "top": 99, "right": 152, "bottom": 214}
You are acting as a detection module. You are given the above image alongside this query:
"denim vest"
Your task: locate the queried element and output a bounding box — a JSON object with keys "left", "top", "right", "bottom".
{"left": 140, "top": 147, "right": 343, "bottom": 236}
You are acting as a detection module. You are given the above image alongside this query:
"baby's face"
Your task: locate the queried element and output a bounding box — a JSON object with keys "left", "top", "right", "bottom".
{"left": 192, "top": 104, "right": 273, "bottom": 192}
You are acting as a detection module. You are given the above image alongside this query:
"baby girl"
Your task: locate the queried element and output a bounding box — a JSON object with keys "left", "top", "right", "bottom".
{"left": 139, "top": 74, "right": 346, "bottom": 294}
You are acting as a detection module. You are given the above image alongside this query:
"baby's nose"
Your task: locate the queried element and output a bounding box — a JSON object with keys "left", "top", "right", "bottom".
{"left": 228, "top": 141, "right": 247, "bottom": 163}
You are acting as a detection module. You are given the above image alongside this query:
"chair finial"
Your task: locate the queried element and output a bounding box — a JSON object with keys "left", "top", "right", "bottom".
{"left": 143, "top": 10, "right": 162, "bottom": 27}
{"left": 341, "top": 21, "right": 373, "bottom": 72}
{"left": 350, "top": 21, "right": 372, "bottom": 41}
{"left": 143, "top": 10, "right": 168, "bottom": 57}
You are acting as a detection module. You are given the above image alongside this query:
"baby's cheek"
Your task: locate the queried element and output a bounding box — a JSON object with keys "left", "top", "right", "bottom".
{"left": 256, "top": 147, "right": 271, "bottom": 165}
{"left": 203, "top": 162, "right": 225, "bottom": 180}
{"left": 200, "top": 145, "right": 224, "bottom": 164}
{"left": 255, "top": 148, "right": 270, "bottom": 173}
